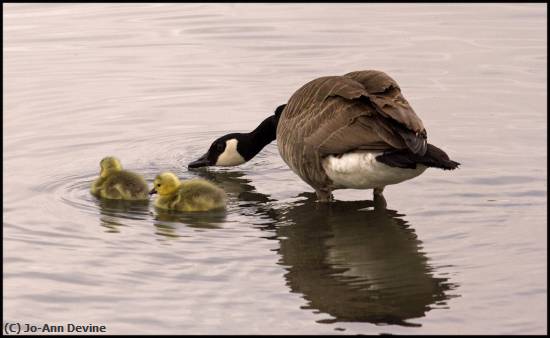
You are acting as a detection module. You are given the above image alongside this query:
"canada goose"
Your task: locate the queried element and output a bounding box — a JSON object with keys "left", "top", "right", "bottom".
{"left": 91, "top": 156, "right": 149, "bottom": 200}
{"left": 149, "top": 172, "right": 226, "bottom": 212}
{"left": 189, "top": 70, "right": 459, "bottom": 201}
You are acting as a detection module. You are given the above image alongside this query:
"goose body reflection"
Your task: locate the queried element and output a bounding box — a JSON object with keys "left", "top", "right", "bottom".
{"left": 185, "top": 169, "right": 456, "bottom": 326}
{"left": 276, "top": 197, "right": 456, "bottom": 325}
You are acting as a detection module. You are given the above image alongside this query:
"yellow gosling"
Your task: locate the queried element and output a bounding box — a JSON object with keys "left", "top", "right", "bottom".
{"left": 150, "top": 172, "right": 226, "bottom": 212}
{"left": 90, "top": 156, "right": 149, "bottom": 201}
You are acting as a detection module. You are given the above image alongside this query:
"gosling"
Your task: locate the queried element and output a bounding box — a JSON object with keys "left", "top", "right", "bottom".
{"left": 149, "top": 172, "right": 226, "bottom": 212}
{"left": 90, "top": 156, "right": 149, "bottom": 200}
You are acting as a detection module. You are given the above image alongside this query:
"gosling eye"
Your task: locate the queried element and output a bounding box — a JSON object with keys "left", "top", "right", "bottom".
{"left": 156, "top": 183, "right": 161, "bottom": 187}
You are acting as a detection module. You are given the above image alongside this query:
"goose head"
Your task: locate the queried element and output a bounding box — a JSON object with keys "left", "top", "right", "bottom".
{"left": 188, "top": 134, "right": 248, "bottom": 168}
{"left": 188, "top": 104, "right": 286, "bottom": 169}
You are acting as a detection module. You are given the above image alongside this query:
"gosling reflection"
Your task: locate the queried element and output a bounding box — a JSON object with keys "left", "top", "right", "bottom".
{"left": 276, "top": 196, "right": 455, "bottom": 326}
{"left": 96, "top": 198, "right": 149, "bottom": 233}
{"left": 191, "top": 169, "right": 280, "bottom": 230}
{"left": 192, "top": 169, "right": 274, "bottom": 204}
{"left": 153, "top": 207, "right": 227, "bottom": 231}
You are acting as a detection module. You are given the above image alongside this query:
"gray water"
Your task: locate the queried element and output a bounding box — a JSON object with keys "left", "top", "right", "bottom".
{"left": 3, "top": 3, "right": 547, "bottom": 335}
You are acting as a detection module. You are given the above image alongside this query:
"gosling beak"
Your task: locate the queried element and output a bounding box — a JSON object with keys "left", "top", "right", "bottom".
{"left": 149, "top": 188, "right": 157, "bottom": 195}
{"left": 188, "top": 153, "right": 211, "bottom": 169}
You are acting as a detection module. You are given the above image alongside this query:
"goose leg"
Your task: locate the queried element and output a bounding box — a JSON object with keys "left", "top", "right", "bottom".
{"left": 373, "top": 187, "right": 385, "bottom": 196}
{"left": 315, "top": 188, "right": 334, "bottom": 202}
{"left": 373, "top": 187, "right": 387, "bottom": 210}
{"left": 373, "top": 192, "right": 387, "bottom": 210}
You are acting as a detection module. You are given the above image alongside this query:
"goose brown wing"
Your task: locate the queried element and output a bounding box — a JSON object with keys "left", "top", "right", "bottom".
{"left": 281, "top": 76, "right": 367, "bottom": 122}
{"left": 303, "top": 98, "right": 405, "bottom": 155}
{"left": 345, "top": 70, "right": 427, "bottom": 155}
{"left": 344, "top": 70, "right": 425, "bottom": 134}
{"left": 280, "top": 73, "right": 427, "bottom": 158}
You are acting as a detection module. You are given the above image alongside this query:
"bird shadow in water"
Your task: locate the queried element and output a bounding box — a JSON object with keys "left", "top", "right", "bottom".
{"left": 95, "top": 198, "right": 150, "bottom": 233}
{"left": 153, "top": 207, "right": 227, "bottom": 233}
{"left": 276, "top": 197, "right": 458, "bottom": 326}
{"left": 95, "top": 168, "right": 459, "bottom": 326}
{"left": 188, "top": 168, "right": 459, "bottom": 327}
{"left": 92, "top": 175, "right": 228, "bottom": 237}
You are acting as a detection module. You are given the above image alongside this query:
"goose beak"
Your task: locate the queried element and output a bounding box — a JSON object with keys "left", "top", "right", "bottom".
{"left": 188, "top": 153, "right": 211, "bottom": 169}
{"left": 149, "top": 188, "right": 157, "bottom": 195}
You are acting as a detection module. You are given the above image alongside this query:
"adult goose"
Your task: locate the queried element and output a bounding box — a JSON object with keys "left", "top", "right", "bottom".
{"left": 189, "top": 70, "right": 459, "bottom": 201}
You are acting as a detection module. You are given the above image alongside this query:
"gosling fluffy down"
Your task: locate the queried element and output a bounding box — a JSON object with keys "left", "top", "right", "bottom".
{"left": 90, "top": 156, "right": 149, "bottom": 201}
{"left": 150, "top": 172, "right": 226, "bottom": 212}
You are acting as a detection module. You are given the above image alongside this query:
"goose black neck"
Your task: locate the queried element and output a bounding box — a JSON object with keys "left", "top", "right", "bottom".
{"left": 237, "top": 114, "right": 279, "bottom": 161}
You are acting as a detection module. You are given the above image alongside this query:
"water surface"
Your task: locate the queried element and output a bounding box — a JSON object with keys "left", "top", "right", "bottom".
{"left": 3, "top": 3, "right": 547, "bottom": 334}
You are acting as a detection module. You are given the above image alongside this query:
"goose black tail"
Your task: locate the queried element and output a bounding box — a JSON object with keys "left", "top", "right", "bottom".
{"left": 376, "top": 143, "right": 460, "bottom": 170}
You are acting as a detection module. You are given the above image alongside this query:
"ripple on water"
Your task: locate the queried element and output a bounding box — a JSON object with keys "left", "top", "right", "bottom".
{"left": 28, "top": 130, "right": 275, "bottom": 235}
{"left": 4, "top": 3, "right": 547, "bottom": 334}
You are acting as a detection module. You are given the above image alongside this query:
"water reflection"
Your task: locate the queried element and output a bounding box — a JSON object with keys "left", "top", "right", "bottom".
{"left": 153, "top": 220, "right": 180, "bottom": 239}
{"left": 198, "top": 169, "right": 457, "bottom": 327}
{"left": 193, "top": 169, "right": 275, "bottom": 204}
{"left": 95, "top": 184, "right": 227, "bottom": 236}
{"left": 193, "top": 169, "right": 280, "bottom": 232}
{"left": 154, "top": 208, "right": 227, "bottom": 231}
{"left": 95, "top": 167, "right": 457, "bottom": 325}
{"left": 96, "top": 198, "right": 149, "bottom": 233}
{"left": 277, "top": 197, "right": 456, "bottom": 326}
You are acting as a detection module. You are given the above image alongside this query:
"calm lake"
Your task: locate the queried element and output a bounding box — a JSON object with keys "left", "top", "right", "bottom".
{"left": 3, "top": 3, "right": 547, "bottom": 334}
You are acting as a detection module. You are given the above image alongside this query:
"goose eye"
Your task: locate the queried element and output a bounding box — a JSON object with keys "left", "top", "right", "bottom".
{"left": 216, "top": 143, "right": 224, "bottom": 152}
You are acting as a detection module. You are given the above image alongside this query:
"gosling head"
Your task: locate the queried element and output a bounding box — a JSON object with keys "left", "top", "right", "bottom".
{"left": 188, "top": 134, "right": 247, "bottom": 169}
{"left": 99, "top": 156, "right": 123, "bottom": 178}
{"left": 150, "top": 172, "right": 182, "bottom": 196}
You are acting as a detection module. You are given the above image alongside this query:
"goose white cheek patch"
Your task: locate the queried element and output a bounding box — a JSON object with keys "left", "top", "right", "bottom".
{"left": 215, "top": 139, "right": 246, "bottom": 166}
